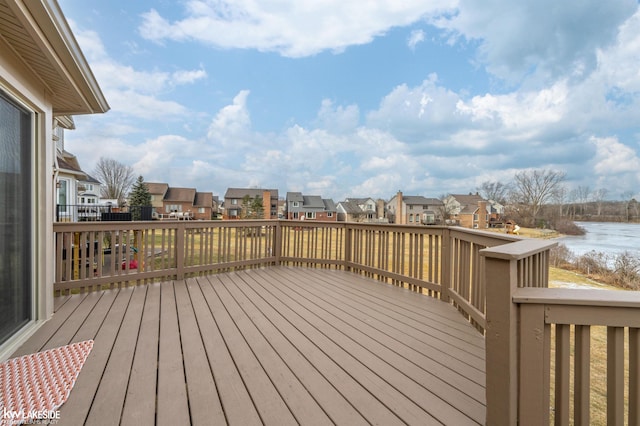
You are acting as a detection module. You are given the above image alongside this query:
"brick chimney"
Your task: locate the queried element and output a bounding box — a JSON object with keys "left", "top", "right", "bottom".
{"left": 263, "top": 190, "right": 271, "bottom": 220}
{"left": 396, "top": 191, "right": 404, "bottom": 224}
{"left": 478, "top": 200, "right": 487, "bottom": 229}
{"left": 376, "top": 199, "right": 385, "bottom": 220}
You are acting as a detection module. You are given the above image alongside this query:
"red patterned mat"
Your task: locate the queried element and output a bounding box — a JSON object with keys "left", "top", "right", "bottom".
{"left": 1, "top": 340, "right": 93, "bottom": 425}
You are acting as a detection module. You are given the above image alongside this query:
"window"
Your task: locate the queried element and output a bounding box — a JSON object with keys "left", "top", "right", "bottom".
{"left": 0, "top": 91, "right": 33, "bottom": 345}
{"left": 409, "top": 214, "right": 414, "bottom": 222}
{"left": 293, "top": 201, "right": 299, "bottom": 207}
{"left": 473, "top": 213, "right": 479, "bottom": 221}
{"left": 327, "top": 212, "right": 333, "bottom": 217}
{"left": 198, "top": 207, "right": 205, "bottom": 214}
{"left": 231, "top": 199, "right": 238, "bottom": 205}
{"left": 306, "top": 211, "right": 316, "bottom": 219}
{"left": 165, "top": 204, "right": 182, "bottom": 212}
{"left": 57, "top": 179, "right": 69, "bottom": 213}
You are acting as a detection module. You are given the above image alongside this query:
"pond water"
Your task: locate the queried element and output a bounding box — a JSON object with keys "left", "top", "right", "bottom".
{"left": 556, "top": 221, "right": 640, "bottom": 259}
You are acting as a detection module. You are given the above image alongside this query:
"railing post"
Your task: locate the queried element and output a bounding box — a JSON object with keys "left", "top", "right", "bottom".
{"left": 175, "top": 222, "right": 185, "bottom": 280}
{"left": 518, "top": 303, "right": 550, "bottom": 424}
{"left": 440, "top": 227, "right": 451, "bottom": 303}
{"left": 344, "top": 224, "right": 352, "bottom": 271}
{"left": 481, "top": 248, "right": 519, "bottom": 426}
{"left": 274, "top": 220, "right": 282, "bottom": 265}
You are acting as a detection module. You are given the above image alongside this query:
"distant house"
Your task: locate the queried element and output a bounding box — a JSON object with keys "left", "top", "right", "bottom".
{"left": 55, "top": 117, "right": 101, "bottom": 221}
{"left": 285, "top": 192, "right": 337, "bottom": 221}
{"left": 212, "top": 195, "right": 221, "bottom": 218}
{"left": 193, "top": 192, "right": 215, "bottom": 220}
{"left": 443, "top": 193, "right": 503, "bottom": 229}
{"left": 336, "top": 197, "right": 387, "bottom": 223}
{"left": 144, "top": 182, "right": 215, "bottom": 220}
{"left": 77, "top": 174, "right": 103, "bottom": 220}
{"left": 163, "top": 187, "right": 197, "bottom": 218}
{"left": 77, "top": 174, "right": 102, "bottom": 207}
{"left": 223, "top": 188, "right": 279, "bottom": 220}
{"left": 385, "top": 191, "right": 443, "bottom": 225}
{"left": 145, "top": 182, "right": 169, "bottom": 217}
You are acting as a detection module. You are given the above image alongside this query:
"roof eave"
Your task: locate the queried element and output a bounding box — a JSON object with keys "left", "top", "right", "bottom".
{"left": 12, "top": 0, "right": 109, "bottom": 115}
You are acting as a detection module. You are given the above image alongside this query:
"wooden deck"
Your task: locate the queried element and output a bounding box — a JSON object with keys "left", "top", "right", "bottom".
{"left": 13, "top": 267, "right": 486, "bottom": 425}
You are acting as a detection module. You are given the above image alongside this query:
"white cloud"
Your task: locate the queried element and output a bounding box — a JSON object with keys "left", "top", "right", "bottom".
{"left": 591, "top": 136, "right": 640, "bottom": 175}
{"left": 70, "top": 23, "right": 206, "bottom": 120}
{"left": 133, "top": 135, "right": 195, "bottom": 177}
{"left": 207, "top": 90, "right": 252, "bottom": 144}
{"left": 172, "top": 68, "right": 208, "bottom": 85}
{"left": 315, "top": 99, "right": 359, "bottom": 133}
{"left": 433, "top": 0, "right": 637, "bottom": 83}
{"left": 407, "top": 29, "right": 425, "bottom": 50}
{"left": 139, "top": 1, "right": 456, "bottom": 57}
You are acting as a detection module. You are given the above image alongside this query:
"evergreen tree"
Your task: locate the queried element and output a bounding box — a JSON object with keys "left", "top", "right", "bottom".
{"left": 129, "top": 176, "right": 152, "bottom": 220}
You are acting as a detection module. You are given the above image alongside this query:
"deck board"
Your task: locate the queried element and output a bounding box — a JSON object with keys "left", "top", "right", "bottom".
{"left": 260, "top": 269, "right": 485, "bottom": 421}
{"left": 86, "top": 285, "right": 147, "bottom": 425}
{"left": 216, "top": 274, "right": 370, "bottom": 426}
{"left": 211, "top": 275, "right": 333, "bottom": 425}
{"left": 58, "top": 288, "right": 134, "bottom": 425}
{"left": 12, "top": 266, "right": 486, "bottom": 425}
{"left": 200, "top": 276, "right": 298, "bottom": 426}
{"left": 174, "top": 279, "right": 226, "bottom": 425}
{"left": 157, "top": 280, "right": 190, "bottom": 426}
{"left": 121, "top": 283, "right": 161, "bottom": 426}
{"left": 185, "top": 279, "right": 263, "bottom": 425}
{"left": 242, "top": 269, "right": 473, "bottom": 425}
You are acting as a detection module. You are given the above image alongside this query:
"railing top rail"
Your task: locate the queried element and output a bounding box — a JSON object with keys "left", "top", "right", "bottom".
{"left": 479, "top": 238, "right": 557, "bottom": 260}
{"left": 52, "top": 219, "right": 278, "bottom": 231}
{"left": 449, "top": 226, "right": 520, "bottom": 245}
{"left": 514, "top": 287, "right": 640, "bottom": 307}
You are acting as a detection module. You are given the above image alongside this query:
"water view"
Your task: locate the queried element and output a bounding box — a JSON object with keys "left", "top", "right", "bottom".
{"left": 557, "top": 221, "right": 640, "bottom": 259}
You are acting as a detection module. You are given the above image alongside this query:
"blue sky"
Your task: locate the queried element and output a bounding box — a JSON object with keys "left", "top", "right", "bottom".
{"left": 59, "top": 0, "right": 640, "bottom": 201}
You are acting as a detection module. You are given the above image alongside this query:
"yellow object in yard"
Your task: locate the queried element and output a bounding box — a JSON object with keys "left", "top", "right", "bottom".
{"left": 505, "top": 220, "right": 520, "bottom": 235}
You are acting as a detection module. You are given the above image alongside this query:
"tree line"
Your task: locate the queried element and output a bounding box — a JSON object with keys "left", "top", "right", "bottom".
{"left": 473, "top": 169, "right": 639, "bottom": 231}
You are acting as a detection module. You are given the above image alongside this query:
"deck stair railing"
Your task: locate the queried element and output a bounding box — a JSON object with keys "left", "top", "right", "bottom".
{"left": 52, "top": 219, "right": 640, "bottom": 425}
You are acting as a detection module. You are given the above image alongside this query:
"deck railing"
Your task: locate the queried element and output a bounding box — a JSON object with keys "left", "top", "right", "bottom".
{"left": 482, "top": 241, "right": 640, "bottom": 425}
{"left": 52, "top": 219, "right": 639, "bottom": 424}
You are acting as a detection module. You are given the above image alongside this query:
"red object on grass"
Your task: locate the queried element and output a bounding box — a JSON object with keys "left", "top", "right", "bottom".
{"left": 122, "top": 259, "right": 138, "bottom": 270}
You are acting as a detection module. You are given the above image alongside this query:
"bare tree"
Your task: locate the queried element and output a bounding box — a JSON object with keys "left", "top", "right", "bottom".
{"left": 552, "top": 186, "right": 568, "bottom": 217}
{"left": 477, "top": 181, "right": 510, "bottom": 204}
{"left": 591, "top": 188, "right": 608, "bottom": 216}
{"left": 511, "top": 169, "right": 566, "bottom": 225}
{"left": 573, "top": 186, "right": 590, "bottom": 216}
{"left": 439, "top": 194, "right": 457, "bottom": 220}
{"left": 93, "top": 157, "right": 135, "bottom": 204}
{"left": 621, "top": 191, "right": 635, "bottom": 222}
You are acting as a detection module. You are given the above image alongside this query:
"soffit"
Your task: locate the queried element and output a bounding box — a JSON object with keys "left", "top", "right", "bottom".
{"left": 0, "top": 0, "right": 108, "bottom": 115}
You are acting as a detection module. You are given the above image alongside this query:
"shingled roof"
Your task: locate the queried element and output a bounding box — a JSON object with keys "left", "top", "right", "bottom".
{"left": 225, "top": 188, "right": 279, "bottom": 200}
{"left": 145, "top": 182, "right": 169, "bottom": 197}
{"left": 194, "top": 192, "right": 213, "bottom": 207}
{"left": 164, "top": 187, "right": 197, "bottom": 203}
